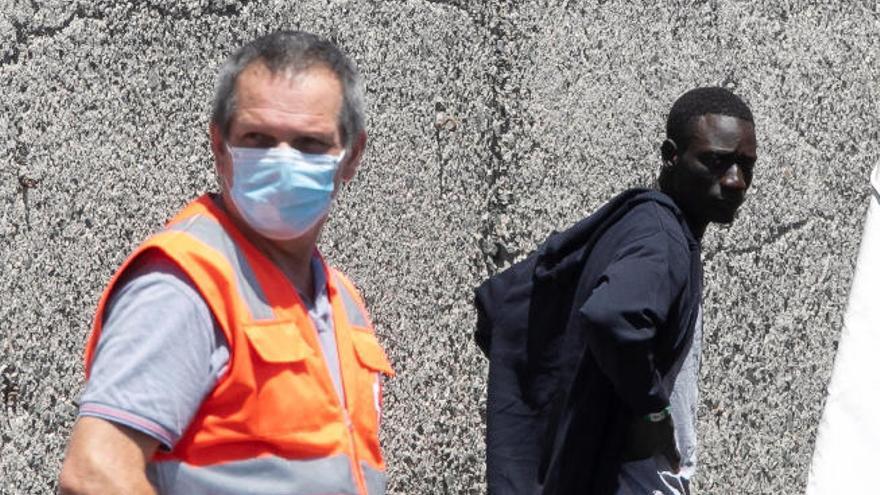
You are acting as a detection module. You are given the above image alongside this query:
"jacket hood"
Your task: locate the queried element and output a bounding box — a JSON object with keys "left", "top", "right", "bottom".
{"left": 534, "top": 189, "right": 684, "bottom": 283}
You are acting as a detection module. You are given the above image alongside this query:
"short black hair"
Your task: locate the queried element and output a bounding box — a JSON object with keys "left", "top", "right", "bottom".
{"left": 666, "top": 87, "right": 754, "bottom": 150}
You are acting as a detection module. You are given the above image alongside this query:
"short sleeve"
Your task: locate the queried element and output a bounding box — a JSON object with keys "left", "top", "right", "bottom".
{"left": 78, "top": 253, "right": 230, "bottom": 450}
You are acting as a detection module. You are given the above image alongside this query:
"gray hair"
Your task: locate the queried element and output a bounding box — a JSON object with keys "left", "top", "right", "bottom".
{"left": 211, "top": 31, "right": 365, "bottom": 148}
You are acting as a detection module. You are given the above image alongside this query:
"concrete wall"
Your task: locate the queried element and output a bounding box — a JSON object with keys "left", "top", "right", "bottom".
{"left": 1, "top": 1, "right": 875, "bottom": 493}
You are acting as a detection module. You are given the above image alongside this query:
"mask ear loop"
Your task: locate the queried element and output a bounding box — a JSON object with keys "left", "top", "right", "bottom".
{"left": 333, "top": 150, "right": 349, "bottom": 195}
{"left": 220, "top": 143, "right": 237, "bottom": 191}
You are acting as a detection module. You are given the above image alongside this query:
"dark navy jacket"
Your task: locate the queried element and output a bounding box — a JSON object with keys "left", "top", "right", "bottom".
{"left": 474, "top": 189, "right": 702, "bottom": 495}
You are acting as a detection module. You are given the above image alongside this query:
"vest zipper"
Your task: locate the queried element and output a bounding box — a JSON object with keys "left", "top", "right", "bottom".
{"left": 313, "top": 269, "right": 368, "bottom": 495}
{"left": 317, "top": 309, "right": 366, "bottom": 494}
{"left": 341, "top": 383, "right": 367, "bottom": 494}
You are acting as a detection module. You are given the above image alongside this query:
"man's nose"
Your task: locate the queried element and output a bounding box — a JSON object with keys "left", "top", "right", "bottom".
{"left": 721, "top": 164, "right": 748, "bottom": 191}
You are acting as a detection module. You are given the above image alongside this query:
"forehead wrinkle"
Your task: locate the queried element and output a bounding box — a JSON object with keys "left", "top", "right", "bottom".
{"left": 234, "top": 65, "right": 340, "bottom": 121}
{"left": 233, "top": 62, "right": 343, "bottom": 137}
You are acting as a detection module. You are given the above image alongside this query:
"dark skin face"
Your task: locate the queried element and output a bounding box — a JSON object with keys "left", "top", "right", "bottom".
{"left": 661, "top": 113, "right": 757, "bottom": 238}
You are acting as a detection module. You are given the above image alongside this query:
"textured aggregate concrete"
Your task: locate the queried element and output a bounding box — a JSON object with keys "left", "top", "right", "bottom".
{"left": 0, "top": 1, "right": 876, "bottom": 493}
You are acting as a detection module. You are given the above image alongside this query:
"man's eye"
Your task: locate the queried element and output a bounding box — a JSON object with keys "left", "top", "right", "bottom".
{"left": 294, "top": 138, "right": 330, "bottom": 154}
{"left": 242, "top": 133, "right": 275, "bottom": 147}
{"left": 702, "top": 153, "right": 723, "bottom": 169}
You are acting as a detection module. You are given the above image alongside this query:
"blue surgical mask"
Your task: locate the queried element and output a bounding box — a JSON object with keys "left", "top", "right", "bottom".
{"left": 225, "top": 145, "right": 345, "bottom": 240}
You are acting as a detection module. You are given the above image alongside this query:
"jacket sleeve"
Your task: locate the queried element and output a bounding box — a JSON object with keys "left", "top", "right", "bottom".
{"left": 577, "top": 230, "right": 689, "bottom": 416}
{"left": 474, "top": 280, "right": 497, "bottom": 357}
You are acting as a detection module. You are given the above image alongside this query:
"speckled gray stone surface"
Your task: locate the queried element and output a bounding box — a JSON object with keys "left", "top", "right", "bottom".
{"left": 0, "top": 1, "right": 875, "bottom": 494}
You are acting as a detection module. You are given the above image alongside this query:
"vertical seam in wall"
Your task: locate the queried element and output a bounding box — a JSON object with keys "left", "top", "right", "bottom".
{"left": 476, "top": 2, "right": 520, "bottom": 278}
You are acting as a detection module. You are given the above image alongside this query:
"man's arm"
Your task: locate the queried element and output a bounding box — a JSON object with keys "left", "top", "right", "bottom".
{"left": 579, "top": 230, "right": 688, "bottom": 414}
{"left": 578, "top": 229, "right": 690, "bottom": 467}
{"left": 59, "top": 253, "right": 229, "bottom": 493}
{"left": 620, "top": 410, "right": 680, "bottom": 471}
{"left": 59, "top": 417, "right": 159, "bottom": 495}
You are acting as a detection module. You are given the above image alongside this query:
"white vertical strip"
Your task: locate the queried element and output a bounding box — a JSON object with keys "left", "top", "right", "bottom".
{"left": 807, "top": 164, "right": 880, "bottom": 494}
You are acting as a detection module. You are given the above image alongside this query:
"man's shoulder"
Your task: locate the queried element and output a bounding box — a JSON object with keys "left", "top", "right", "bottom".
{"left": 113, "top": 250, "right": 195, "bottom": 297}
{"left": 593, "top": 191, "right": 686, "bottom": 251}
{"left": 621, "top": 200, "right": 689, "bottom": 245}
{"left": 104, "top": 250, "right": 211, "bottom": 326}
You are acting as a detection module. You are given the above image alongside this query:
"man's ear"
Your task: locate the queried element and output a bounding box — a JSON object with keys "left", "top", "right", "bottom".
{"left": 340, "top": 130, "right": 367, "bottom": 183}
{"left": 209, "top": 124, "right": 231, "bottom": 188}
{"left": 660, "top": 138, "right": 678, "bottom": 166}
{"left": 209, "top": 124, "right": 227, "bottom": 161}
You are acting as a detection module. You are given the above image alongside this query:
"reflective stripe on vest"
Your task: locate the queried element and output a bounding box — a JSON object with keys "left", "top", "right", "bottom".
{"left": 145, "top": 456, "right": 387, "bottom": 495}
{"left": 333, "top": 272, "right": 370, "bottom": 328}
{"left": 168, "top": 214, "right": 274, "bottom": 321}
{"left": 362, "top": 461, "right": 387, "bottom": 495}
{"left": 86, "top": 196, "right": 392, "bottom": 495}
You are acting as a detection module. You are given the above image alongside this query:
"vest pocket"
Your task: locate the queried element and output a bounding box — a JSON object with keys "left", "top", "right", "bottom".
{"left": 350, "top": 330, "right": 394, "bottom": 376}
{"left": 243, "top": 321, "right": 313, "bottom": 363}
{"left": 241, "top": 321, "right": 337, "bottom": 438}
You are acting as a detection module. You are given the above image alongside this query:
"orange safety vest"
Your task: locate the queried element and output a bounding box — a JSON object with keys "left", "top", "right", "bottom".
{"left": 84, "top": 195, "right": 394, "bottom": 495}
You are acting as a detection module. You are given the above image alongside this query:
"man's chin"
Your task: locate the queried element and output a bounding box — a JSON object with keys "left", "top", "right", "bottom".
{"left": 712, "top": 208, "right": 739, "bottom": 225}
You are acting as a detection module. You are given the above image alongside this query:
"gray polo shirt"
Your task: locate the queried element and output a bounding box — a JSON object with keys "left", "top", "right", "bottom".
{"left": 78, "top": 252, "right": 343, "bottom": 450}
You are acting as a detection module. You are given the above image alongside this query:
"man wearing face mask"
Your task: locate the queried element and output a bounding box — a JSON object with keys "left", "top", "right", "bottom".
{"left": 59, "top": 31, "right": 393, "bottom": 495}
